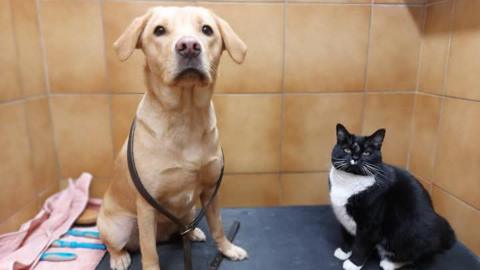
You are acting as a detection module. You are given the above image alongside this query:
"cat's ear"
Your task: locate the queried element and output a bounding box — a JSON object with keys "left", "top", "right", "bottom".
{"left": 369, "top": 128, "right": 386, "bottom": 147}
{"left": 336, "top": 123, "right": 350, "bottom": 143}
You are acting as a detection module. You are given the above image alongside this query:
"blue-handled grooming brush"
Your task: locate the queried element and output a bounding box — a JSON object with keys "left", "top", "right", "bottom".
{"left": 40, "top": 252, "right": 77, "bottom": 262}
{"left": 52, "top": 240, "right": 106, "bottom": 250}
{"left": 66, "top": 229, "right": 100, "bottom": 239}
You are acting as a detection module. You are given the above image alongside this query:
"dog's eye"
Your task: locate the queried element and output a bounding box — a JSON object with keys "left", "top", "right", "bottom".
{"left": 202, "top": 25, "right": 213, "bottom": 36}
{"left": 154, "top": 26, "right": 166, "bottom": 36}
{"left": 363, "top": 151, "right": 371, "bottom": 156}
{"left": 344, "top": 148, "right": 351, "bottom": 154}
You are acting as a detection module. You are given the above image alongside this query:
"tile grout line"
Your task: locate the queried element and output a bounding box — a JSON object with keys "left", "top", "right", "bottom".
{"left": 8, "top": 0, "right": 25, "bottom": 99}
{"left": 20, "top": 101, "right": 38, "bottom": 215}
{"left": 425, "top": 0, "right": 449, "bottom": 7}
{"left": 42, "top": 89, "right": 419, "bottom": 96}
{"left": 99, "top": 0, "right": 117, "bottom": 161}
{"left": 438, "top": 0, "right": 454, "bottom": 99}
{"left": 372, "top": 2, "right": 424, "bottom": 7}
{"left": 417, "top": 91, "right": 480, "bottom": 104}
{"left": 0, "top": 93, "right": 47, "bottom": 106}
{"left": 277, "top": 0, "right": 287, "bottom": 204}
{"left": 406, "top": 3, "right": 427, "bottom": 171}
{"left": 36, "top": 0, "right": 64, "bottom": 185}
{"left": 224, "top": 170, "right": 331, "bottom": 175}
{"left": 430, "top": 0, "right": 455, "bottom": 185}
{"left": 37, "top": 184, "right": 57, "bottom": 198}
{"left": 360, "top": 0, "right": 374, "bottom": 133}
{"left": 45, "top": 89, "right": 415, "bottom": 96}
{"left": 433, "top": 183, "right": 480, "bottom": 212}
{"left": 109, "top": 0, "right": 425, "bottom": 4}
{"left": 405, "top": 94, "right": 418, "bottom": 171}
{"left": 199, "top": 0, "right": 423, "bottom": 6}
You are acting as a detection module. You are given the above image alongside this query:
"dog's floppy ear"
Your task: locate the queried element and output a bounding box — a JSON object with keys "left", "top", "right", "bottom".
{"left": 214, "top": 14, "right": 247, "bottom": 64}
{"left": 114, "top": 10, "right": 152, "bottom": 61}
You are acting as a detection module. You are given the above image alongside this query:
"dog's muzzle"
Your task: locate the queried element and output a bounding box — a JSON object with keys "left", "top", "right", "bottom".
{"left": 174, "top": 37, "right": 209, "bottom": 82}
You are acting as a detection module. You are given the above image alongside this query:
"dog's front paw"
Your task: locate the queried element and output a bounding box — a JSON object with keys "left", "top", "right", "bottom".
{"left": 334, "top": 247, "right": 352, "bottom": 260}
{"left": 187, "top": 228, "right": 207, "bottom": 242}
{"left": 220, "top": 243, "right": 248, "bottom": 261}
{"left": 109, "top": 251, "right": 131, "bottom": 270}
{"left": 343, "top": 259, "right": 362, "bottom": 270}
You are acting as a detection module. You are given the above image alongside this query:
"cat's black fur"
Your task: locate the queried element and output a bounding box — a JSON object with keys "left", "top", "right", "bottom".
{"left": 331, "top": 123, "right": 455, "bottom": 267}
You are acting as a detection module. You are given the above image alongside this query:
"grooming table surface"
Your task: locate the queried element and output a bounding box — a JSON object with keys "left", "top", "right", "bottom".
{"left": 96, "top": 206, "right": 479, "bottom": 270}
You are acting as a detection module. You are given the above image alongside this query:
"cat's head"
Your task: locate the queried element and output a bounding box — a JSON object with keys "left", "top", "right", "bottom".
{"left": 332, "top": 123, "right": 386, "bottom": 176}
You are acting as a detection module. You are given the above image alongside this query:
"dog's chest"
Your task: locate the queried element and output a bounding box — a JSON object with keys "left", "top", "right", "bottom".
{"left": 329, "top": 167, "right": 375, "bottom": 235}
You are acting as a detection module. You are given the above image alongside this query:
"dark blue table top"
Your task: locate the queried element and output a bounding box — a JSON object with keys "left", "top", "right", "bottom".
{"left": 96, "top": 206, "right": 480, "bottom": 270}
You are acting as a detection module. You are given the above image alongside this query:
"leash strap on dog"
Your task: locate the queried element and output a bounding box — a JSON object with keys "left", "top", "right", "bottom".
{"left": 127, "top": 117, "right": 225, "bottom": 270}
{"left": 208, "top": 221, "right": 240, "bottom": 270}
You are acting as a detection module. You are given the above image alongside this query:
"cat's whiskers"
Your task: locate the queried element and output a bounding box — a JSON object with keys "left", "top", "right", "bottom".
{"left": 366, "top": 166, "right": 387, "bottom": 182}
{"left": 333, "top": 161, "right": 349, "bottom": 170}
{"left": 362, "top": 165, "right": 374, "bottom": 176}
{"left": 333, "top": 159, "right": 349, "bottom": 169}
{"left": 366, "top": 163, "right": 382, "bottom": 171}
{"left": 361, "top": 166, "right": 371, "bottom": 176}
{"left": 363, "top": 164, "right": 378, "bottom": 173}
{"left": 364, "top": 163, "right": 385, "bottom": 177}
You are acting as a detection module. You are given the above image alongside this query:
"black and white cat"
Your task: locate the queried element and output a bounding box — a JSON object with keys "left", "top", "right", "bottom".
{"left": 329, "top": 124, "right": 455, "bottom": 270}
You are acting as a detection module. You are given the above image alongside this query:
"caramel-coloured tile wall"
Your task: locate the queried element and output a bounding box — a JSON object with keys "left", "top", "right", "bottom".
{"left": 32, "top": 1, "right": 424, "bottom": 203}
{"left": 410, "top": 0, "right": 480, "bottom": 254}
{"left": 0, "top": 0, "right": 423, "bottom": 232}
{"left": 0, "top": 0, "right": 58, "bottom": 234}
{"left": 10, "top": 0, "right": 480, "bottom": 256}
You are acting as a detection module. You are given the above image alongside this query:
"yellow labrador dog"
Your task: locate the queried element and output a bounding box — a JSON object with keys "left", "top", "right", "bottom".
{"left": 97, "top": 6, "right": 247, "bottom": 270}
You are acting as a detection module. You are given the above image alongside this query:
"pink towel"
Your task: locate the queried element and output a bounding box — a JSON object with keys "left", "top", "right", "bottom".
{"left": 0, "top": 173, "right": 103, "bottom": 270}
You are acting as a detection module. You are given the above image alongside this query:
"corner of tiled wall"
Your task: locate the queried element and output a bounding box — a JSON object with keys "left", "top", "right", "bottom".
{"left": 410, "top": 0, "right": 480, "bottom": 254}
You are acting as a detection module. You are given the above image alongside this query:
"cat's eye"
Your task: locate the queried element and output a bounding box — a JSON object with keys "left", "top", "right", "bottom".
{"left": 344, "top": 148, "right": 351, "bottom": 154}
{"left": 363, "top": 151, "right": 371, "bottom": 156}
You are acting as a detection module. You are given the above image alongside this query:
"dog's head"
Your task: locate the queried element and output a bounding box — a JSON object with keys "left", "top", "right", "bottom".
{"left": 114, "top": 6, "right": 247, "bottom": 87}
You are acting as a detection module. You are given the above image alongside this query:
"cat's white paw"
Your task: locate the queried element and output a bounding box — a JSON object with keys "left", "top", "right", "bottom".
{"left": 187, "top": 228, "right": 206, "bottom": 242}
{"left": 334, "top": 247, "right": 352, "bottom": 260}
{"left": 343, "top": 259, "right": 363, "bottom": 270}
{"left": 220, "top": 243, "right": 248, "bottom": 261}
{"left": 380, "top": 259, "right": 408, "bottom": 270}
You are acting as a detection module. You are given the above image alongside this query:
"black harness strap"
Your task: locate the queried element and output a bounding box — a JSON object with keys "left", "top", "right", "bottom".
{"left": 127, "top": 117, "right": 224, "bottom": 270}
{"left": 208, "top": 221, "right": 240, "bottom": 270}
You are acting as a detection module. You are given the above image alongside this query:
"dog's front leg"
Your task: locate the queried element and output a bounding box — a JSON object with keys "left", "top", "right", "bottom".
{"left": 201, "top": 192, "right": 248, "bottom": 261}
{"left": 137, "top": 198, "right": 161, "bottom": 270}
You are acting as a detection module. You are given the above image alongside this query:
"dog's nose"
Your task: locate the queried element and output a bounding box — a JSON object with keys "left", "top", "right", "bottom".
{"left": 175, "top": 37, "right": 201, "bottom": 58}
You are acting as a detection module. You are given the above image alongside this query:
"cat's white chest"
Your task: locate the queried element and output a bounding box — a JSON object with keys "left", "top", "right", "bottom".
{"left": 329, "top": 167, "right": 375, "bottom": 235}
